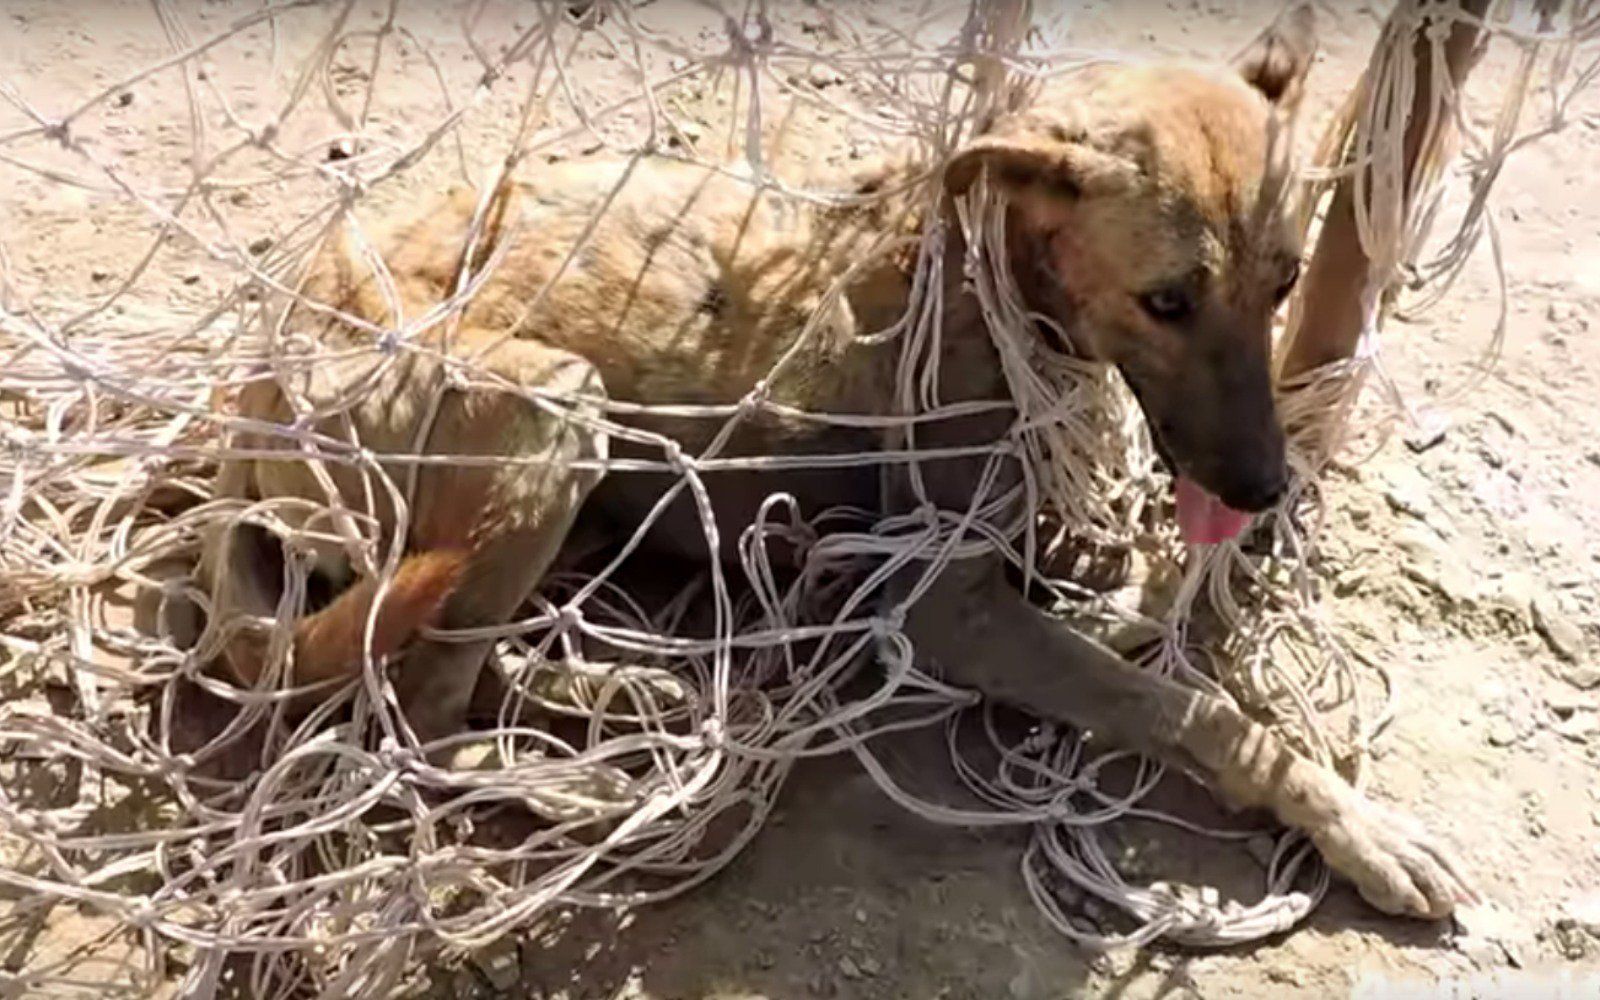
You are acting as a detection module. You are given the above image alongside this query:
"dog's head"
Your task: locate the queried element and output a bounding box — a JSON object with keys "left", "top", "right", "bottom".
{"left": 946, "top": 10, "right": 1317, "bottom": 543}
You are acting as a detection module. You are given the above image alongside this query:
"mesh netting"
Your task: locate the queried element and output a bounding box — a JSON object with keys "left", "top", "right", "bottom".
{"left": 1, "top": 0, "right": 1597, "bottom": 996}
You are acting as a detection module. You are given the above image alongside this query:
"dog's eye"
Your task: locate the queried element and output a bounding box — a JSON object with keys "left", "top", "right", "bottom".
{"left": 1274, "top": 259, "right": 1302, "bottom": 304}
{"left": 1138, "top": 286, "right": 1194, "bottom": 324}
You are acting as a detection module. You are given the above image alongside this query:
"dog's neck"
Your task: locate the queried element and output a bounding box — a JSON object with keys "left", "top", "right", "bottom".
{"left": 815, "top": 156, "right": 1069, "bottom": 409}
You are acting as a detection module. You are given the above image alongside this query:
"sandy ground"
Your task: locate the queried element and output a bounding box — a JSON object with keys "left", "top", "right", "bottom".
{"left": 3, "top": 1, "right": 1599, "bottom": 997}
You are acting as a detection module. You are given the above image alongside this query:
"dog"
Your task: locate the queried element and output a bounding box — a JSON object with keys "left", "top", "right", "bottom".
{"left": 197, "top": 10, "right": 1474, "bottom": 921}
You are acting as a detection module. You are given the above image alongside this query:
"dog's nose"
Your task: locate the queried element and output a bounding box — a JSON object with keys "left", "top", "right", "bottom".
{"left": 1223, "top": 468, "right": 1288, "bottom": 513}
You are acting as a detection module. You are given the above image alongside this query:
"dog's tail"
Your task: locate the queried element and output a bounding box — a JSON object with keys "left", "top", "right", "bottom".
{"left": 223, "top": 549, "right": 470, "bottom": 691}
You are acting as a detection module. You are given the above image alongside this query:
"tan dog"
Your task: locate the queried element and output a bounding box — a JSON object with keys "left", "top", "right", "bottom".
{"left": 200, "top": 12, "right": 1474, "bottom": 920}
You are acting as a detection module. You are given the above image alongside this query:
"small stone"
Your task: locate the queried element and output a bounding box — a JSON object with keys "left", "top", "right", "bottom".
{"left": 1453, "top": 933, "right": 1502, "bottom": 967}
{"left": 1553, "top": 923, "right": 1591, "bottom": 961}
{"left": 858, "top": 955, "right": 882, "bottom": 977}
{"left": 1561, "top": 664, "right": 1600, "bottom": 690}
{"left": 447, "top": 741, "right": 502, "bottom": 771}
{"left": 474, "top": 939, "right": 519, "bottom": 992}
{"left": 1452, "top": 902, "right": 1531, "bottom": 969}
{"left": 248, "top": 236, "right": 274, "bottom": 256}
{"left": 1396, "top": 528, "right": 1472, "bottom": 603}
{"left": 1546, "top": 692, "right": 1590, "bottom": 717}
{"left": 1559, "top": 894, "right": 1600, "bottom": 935}
{"left": 1486, "top": 717, "right": 1519, "bottom": 747}
{"left": 1553, "top": 711, "right": 1598, "bottom": 743}
{"left": 837, "top": 956, "right": 861, "bottom": 980}
{"left": 1334, "top": 566, "right": 1371, "bottom": 596}
{"left": 113, "top": 90, "right": 133, "bottom": 108}
{"left": 1533, "top": 595, "right": 1588, "bottom": 663}
{"left": 808, "top": 64, "right": 843, "bottom": 88}
{"left": 1548, "top": 896, "right": 1600, "bottom": 966}
{"left": 1405, "top": 413, "right": 1449, "bottom": 453}
{"left": 182, "top": 273, "right": 201, "bottom": 285}
{"left": 1486, "top": 572, "right": 1537, "bottom": 624}
{"left": 1384, "top": 483, "right": 1432, "bottom": 519}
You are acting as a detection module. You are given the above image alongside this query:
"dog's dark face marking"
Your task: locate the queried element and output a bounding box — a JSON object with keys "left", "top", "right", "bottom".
{"left": 946, "top": 10, "right": 1317, "bottom": 513}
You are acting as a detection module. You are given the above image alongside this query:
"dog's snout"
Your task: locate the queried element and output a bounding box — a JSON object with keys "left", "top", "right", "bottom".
{"left": 1222, "top": 466, "right": 1288, "bottom": 513}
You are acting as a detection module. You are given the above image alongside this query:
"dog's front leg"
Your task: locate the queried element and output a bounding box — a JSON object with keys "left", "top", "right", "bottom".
{"left": 897, "top": 556, "right": 1475, "bottom": 919}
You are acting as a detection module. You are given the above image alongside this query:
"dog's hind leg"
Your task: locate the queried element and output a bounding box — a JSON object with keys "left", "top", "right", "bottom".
{"left": 897, "top": 556, "right": 1475, "bottom": 920}
{"left": 389, "top": 336, "right": 608, "bottom": 748}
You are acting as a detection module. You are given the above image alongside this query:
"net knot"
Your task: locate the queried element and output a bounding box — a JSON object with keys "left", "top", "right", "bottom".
{"left": 736, "top": 382, "right": 770, "bottom": 418}
{"left": 1021, "top": 722, "right": 1058, "bottom": 753}
{"left": 700, "top": 717, "right": 725, "bottom": 750}
{"left": 127, "top": 901, "right": 158, "bottom": 930}
{"left": 870, "top": 606, "right": 906, "bottom": 639}
{"left": 722, "top": 13, "right": 773, "bottom": 67}
{"left": 1, "top": 426, "right": 32, "bottom": 458}
{"left": 555, "top": 604, "right": 584, "bottom": 635}
{"left": 377, "top": 737, "right": 418, "bottom": 773}
{"left": 662, "top": 440, "right": 694, "bottom": 474}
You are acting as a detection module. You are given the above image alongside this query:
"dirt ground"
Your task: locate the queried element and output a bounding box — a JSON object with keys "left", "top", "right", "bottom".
{"left": 3, "top": 1, "right": 1600, "bottom": 997}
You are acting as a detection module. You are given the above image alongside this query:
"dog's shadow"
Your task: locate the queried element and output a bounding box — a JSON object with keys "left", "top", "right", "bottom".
{"left": 107, "top": 541, "right": 1454, "bottom": 998}
{"left": 462, "top": 716, "right": 1453, "bottom": 1000}
{"left": 481, "top": 530, "right": 1457, "bottom": 999}
{"left": 496, "top": 722, "right": 1101, "bottom": 1000}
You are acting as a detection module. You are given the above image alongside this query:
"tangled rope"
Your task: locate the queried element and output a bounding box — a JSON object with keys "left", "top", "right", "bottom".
{"left": 2, "top": 0, "right": 1597, "bottom": 995}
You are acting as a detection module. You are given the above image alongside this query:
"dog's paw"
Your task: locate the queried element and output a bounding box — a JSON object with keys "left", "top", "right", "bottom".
{"left": 1313, "top": 795, "right": 1478, "bottom": 919}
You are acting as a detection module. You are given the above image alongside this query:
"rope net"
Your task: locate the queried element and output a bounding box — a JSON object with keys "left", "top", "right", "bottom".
{"left": 1, "top": 0, "right": 1595, "bottom": 995}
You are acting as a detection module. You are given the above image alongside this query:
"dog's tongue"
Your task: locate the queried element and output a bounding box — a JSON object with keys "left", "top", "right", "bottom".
{"left": 1175, "top": 476, "right": 1252, "bottom": 546}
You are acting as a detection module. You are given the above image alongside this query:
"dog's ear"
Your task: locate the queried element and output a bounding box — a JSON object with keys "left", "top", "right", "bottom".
{"left": 1233, "top": 4, "right": 1317, "bottom": 108}
{"left": 945, "top": 135, "right": 1061, "bottom": 198}
{"left": 944, "top": 131, "right": 1136, "bottom": 201}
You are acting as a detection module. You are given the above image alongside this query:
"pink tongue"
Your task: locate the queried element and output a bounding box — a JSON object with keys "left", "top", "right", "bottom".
{"left": 1175, "top": 476, "right": 1252, "bottom": 546}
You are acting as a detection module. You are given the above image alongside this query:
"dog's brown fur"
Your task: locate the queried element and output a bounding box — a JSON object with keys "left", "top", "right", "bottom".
{"left": 199, "top": 12, "right": 1475, "bottom": 920}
